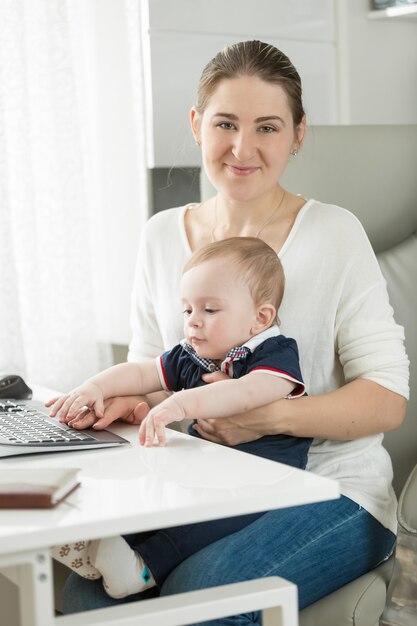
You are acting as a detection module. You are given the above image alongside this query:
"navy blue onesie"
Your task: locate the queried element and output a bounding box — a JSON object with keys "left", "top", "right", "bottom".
{"left": 125, "top": 327, "right": 312, "bottom": 587}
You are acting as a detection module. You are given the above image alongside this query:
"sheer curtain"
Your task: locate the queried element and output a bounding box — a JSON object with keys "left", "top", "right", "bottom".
{"left": 0, "top": 0, "right": 148, "bottom": 391}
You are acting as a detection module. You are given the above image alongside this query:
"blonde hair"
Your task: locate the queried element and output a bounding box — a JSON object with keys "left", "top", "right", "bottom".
{"left": 183, "top": 237, "right": 285, "bottom": 324}
{"left": 196, "top": 40, "right": 305, "bottom": 127}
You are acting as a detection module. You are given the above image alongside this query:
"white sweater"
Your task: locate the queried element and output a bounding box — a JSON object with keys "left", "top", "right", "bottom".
{"left": 128, "top": 199, "right": 409, "bottom": 533}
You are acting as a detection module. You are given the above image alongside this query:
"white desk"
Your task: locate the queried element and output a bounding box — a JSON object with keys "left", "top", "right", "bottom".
{"left": 0, "top": 386, "right": 339, "bottom": 626}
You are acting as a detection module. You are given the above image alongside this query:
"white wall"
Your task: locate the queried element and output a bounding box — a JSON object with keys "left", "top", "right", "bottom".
{"left": 336, "top": 0, "right": 417, "bottom": 124}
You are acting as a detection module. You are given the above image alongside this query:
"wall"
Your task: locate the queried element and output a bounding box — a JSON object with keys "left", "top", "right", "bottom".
{"left": 336, "top": 0, "right": 417, "bottom": 124}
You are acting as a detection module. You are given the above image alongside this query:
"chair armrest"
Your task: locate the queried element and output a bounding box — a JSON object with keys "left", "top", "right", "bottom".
{"left": 300, "top": 559, "right": 393, "bottom": 626}
{"left": 380, "top": 463, "right": 417, "bottom": 626}
{"left": 397, "top": 463, "right": 417, "bottom": 534}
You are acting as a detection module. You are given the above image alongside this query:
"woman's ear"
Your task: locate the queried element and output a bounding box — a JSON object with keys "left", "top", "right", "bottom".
{"left": 190, "top": 106, "right": 202, "bottom": 145}
{"left": 295, "top": 114, "right": 307, "bottom": 152}
{"left": 251, "top": 304, "right": 276, "bottom": 335}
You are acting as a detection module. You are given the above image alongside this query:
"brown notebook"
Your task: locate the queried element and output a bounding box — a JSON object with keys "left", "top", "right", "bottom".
{"left": 0, "top": 467, "right": 80, "bottom": 508}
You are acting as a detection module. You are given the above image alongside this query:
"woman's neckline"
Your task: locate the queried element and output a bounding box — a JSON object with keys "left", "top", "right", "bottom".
{"left": 180, "top": 198, "right": 315, "bottom": 257}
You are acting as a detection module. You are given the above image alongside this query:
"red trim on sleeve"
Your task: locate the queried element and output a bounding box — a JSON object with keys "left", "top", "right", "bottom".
{"left": 159, "top": 356, "right": 173, "bottom": 391}
{"left": 249, "top": 366, "right": 306, "bottom": 397}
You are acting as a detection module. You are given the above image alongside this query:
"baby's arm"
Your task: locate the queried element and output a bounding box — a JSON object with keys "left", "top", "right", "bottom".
{"left": 139, "top": 373, "right": 295, "bottom": 446}
{"left": 46, "top": 361, "right": 162, "bottom": 420}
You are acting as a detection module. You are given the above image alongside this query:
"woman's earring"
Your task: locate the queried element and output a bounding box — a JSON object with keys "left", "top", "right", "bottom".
{"left": 195, "top": 140, "right": 201, "bottom": 147}
{"left": 291, "top": 149, "right": 298, "bottom": 157}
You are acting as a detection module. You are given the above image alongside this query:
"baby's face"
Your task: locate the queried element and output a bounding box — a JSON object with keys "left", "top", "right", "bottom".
{"left": 181, "top": 258, "right": 258, "bottom": 360}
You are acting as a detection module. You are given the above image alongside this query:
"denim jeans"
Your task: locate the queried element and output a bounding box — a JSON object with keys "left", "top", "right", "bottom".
{"left": 62, "top": 495, "right": 395, "bottom": 625}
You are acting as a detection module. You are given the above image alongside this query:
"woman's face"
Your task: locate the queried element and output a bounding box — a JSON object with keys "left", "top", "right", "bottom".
{"left": 191, "top": 75, "right": 305, "bottom": 203}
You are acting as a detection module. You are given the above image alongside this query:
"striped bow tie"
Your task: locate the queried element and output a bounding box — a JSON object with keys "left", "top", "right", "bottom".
{"left": 181, "top": 342, "right": 251, "bottom": 374}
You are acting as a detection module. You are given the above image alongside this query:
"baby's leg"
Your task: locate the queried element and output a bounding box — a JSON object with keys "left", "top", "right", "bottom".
{"left": 89, "top": 536, "right": 155, "bottom": 599}
{"left": 51, "top": 541, "right": 101, "bottom": 579}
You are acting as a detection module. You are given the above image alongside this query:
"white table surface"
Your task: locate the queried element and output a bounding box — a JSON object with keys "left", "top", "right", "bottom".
{"left": 0, "top": 420, "right": 340, "bottom": 554}
{"left": 0, "top": 383, "right": 339, "bottom": 555}
{"left": 0, "top": 383, "right": 340, "bottom": 626}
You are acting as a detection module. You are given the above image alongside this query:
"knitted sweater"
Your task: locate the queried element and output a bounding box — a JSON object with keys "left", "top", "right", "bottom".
{"left": 128, "top": 199, "right": 409, "bottom": 533}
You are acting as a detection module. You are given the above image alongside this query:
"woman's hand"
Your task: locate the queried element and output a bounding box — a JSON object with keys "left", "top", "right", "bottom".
{"left": 193, "top": 416, "right": 263, "bottom": 446}
{"left": 53, "top": 396, "right": 150, "bottom": 430}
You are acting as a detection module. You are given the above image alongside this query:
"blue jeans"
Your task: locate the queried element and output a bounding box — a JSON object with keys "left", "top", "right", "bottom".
{"left": 62, "top": 496, "right": 395, "bottom": 624}
{"left": 128, "top": 511, "right": 267, "bottom": 586}
{"left": 126, "top": 431, "right": 311, "bottom": 586}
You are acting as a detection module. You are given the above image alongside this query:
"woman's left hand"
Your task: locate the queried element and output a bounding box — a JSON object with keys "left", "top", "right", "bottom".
{"left": 192, "top": 416, "right": 262, "bottom": 446}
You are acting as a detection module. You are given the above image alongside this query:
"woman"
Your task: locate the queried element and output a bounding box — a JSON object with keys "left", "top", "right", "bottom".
{"left": 62, "top": 41, "right": 409, "bottom": 622}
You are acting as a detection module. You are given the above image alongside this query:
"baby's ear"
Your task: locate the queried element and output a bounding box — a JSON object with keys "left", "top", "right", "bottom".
{"left": 251, "top": 303, "right": 276, "bottom": 334}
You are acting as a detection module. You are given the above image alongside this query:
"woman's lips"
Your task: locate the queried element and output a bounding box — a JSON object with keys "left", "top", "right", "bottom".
{"left": 226, "top": 164, "right": 259, "bottom": 176}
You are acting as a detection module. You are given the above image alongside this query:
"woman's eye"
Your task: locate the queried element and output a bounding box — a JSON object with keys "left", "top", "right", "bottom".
{"left": 258, "top": 125, "right": 276, "bottom": 133}
{"left": 205, "top": 308, "right": 218, "bottom": 314}
{"left": 218, "top": 122, "right": 236, "bottom": 130}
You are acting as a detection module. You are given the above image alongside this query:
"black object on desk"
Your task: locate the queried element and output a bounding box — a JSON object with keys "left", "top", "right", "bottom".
{"left": 0, "top": 375, "right": 32, "bottom": 400}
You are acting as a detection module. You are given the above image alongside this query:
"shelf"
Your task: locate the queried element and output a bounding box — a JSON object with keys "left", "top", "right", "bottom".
{"left": 369, "top": 4, "right": 417, "bottom": 20}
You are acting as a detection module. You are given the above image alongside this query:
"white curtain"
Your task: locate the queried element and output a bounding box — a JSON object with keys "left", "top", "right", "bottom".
{"left": 0, "top": 0, "right": 148, "bottom": 391}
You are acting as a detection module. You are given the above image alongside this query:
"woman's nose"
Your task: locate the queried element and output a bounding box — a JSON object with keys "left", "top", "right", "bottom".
{"left": 232, "top": 131, "right": 256, "bottom": 161}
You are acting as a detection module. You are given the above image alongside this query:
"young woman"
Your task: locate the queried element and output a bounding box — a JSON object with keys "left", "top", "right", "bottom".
{"left": 62, "top": 41, "right": 409, "bottom": 622}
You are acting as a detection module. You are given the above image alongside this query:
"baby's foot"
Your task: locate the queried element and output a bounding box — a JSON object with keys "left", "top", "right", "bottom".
{"left": 89, "top": 536, "right": 155, "bottom": 598}
{"left": 51, "top": 541, "right": 101, "bottom": 579}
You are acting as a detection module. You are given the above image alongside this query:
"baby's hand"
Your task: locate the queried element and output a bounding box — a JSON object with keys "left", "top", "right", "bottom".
{"left": 45, "top": 383, "right": 104, "bottom": 422}
{"left": 138, "top": 399, "right": 185, "bottom": 447}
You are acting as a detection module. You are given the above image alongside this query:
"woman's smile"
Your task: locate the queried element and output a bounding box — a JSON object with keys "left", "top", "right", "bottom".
{"left": 226, "top": 164, "right": 260, "bottom": 176}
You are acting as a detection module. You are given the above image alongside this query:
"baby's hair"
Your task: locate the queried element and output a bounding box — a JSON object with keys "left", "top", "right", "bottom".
{"left": 183, "top": 237, "right": 285, "bottom": 324}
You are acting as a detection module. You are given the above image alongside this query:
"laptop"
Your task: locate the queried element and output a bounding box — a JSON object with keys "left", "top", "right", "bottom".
{"left": 0, "top": 399, "right": 130, "bottom": 458}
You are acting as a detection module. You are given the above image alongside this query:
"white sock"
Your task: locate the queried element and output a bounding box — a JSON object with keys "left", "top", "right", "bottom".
{"left": 89, "top": 536, "right": 155, "bottom": 599}
{"left": 51, "top": 541, "right": 101, "bottom": 579}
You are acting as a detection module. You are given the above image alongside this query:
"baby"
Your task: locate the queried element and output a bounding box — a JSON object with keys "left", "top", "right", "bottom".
{"left": 49, "top": 236, "right": 309, "bottom": 598}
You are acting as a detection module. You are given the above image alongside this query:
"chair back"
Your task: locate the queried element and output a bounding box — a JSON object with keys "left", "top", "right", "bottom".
{"left": 282, "top": 125, "right": 417, "bottom": 494}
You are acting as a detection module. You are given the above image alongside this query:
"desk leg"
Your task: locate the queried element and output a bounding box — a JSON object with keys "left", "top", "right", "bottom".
{"left": 0, "top": 549, "right": 55, "bottom": 626}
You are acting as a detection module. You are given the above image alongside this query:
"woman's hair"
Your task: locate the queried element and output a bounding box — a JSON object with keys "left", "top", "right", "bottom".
{"left": 183, "top": 237, "right": 285, "bottom": 323}
{"left": 195, "top": 40, "right": 305, "bottom": 126}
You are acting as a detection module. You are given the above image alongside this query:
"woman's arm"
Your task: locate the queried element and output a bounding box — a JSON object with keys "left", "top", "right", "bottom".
{"left": 193, "top": 377, "right": 406, "bottom": 445}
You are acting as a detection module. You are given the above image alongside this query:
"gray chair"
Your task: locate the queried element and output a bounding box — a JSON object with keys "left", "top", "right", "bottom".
{"left": 281, "top": 125, "right": 417, "bottom": 626}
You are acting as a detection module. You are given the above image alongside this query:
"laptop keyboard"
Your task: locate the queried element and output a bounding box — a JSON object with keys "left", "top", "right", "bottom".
{"left": 0, "top": 400, "right": 97, "bottom": 447}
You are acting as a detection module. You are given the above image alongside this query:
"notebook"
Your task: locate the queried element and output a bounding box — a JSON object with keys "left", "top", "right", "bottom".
{"left": 0, "top": 399, "right": 130, "bottom": 458}
{"left": 0, "top": 467, "right": 81, "bottom": 508}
